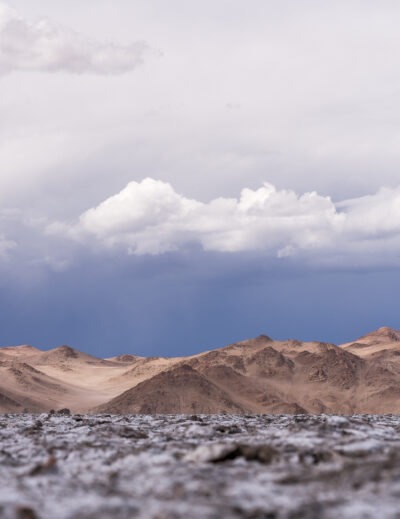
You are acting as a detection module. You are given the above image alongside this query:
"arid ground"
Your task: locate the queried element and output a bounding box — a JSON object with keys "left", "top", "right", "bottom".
{"left": 0, "top": 413, "right": 399, "bottom": 519}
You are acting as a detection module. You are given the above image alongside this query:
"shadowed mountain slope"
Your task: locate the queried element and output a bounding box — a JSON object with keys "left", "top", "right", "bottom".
{"left": 94, "top": 364, "right": 246, "bottom": 414}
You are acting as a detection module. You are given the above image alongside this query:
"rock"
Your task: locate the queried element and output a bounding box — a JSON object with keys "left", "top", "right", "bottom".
{"left": 57, "top": 408, "right": 71, "bottom": 416}
{"left": 100, "top": 424, "right": 148, "bottom": 439}
{"left": 15, "top": 507, "right": 38, "bottom": 519}
{"left": 29, "top": 455, "right": 57, "bottom": 476}
{"left": 185, "top": 442, "right": 277, "bottom": 463}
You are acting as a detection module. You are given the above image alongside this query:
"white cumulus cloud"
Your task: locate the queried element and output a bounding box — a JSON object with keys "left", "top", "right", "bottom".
{"left": 10, "top": 178, "right": 400, "bottom": 267}
{"left": 46, "top": 178, "right": 400, "bottom": 267}
{"left": 0, "top": 2, "right": 149, "bottom": 75}
{"left": 60, "top": 178, "right": 344, "bottom": 257}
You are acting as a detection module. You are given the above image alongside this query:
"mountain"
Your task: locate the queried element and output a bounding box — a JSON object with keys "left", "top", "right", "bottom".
{"left": 0, "top": 345, "right": 127, "bottom": 413}
{"left": 105, "top": 354, "right": 144, "bottom": 364}
{"left": 357, "top": 326, "right": 400, "bottom": 343}
{"left": 94, "top": 364, "right": 246, "bottom": 414}
{"left": 31, "top": 345, "right": 108, "bottom": 367}
{"left": 0, "top": 358, "right": 77, "bottom": 412}
{"left": 1, "top": 327, "right": 400, "bottom": 414}
{"left": 341, "top": 326, "right": 400, "bottom": 356}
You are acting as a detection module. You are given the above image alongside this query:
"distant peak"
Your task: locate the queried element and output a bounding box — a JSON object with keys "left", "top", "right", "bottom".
{"left": 255, "top": 334, "right": 273, "bottom": 342}
{"left": 361, "top": 327, "right": 400, "bottom": 341}
{"left": 111, "top": 354, "right": 140, "bottom": 363}
{"left": 0, "top": 344, "right": 42, "bottom": 355}
{"left": 53, "top": 345, "right": 79, "bottom": 358}
{"left": 1, "top": 344, "right": 37, "bottom": 350}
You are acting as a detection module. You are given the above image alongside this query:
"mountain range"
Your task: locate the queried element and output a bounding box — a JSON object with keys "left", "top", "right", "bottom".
{"left": 1, "top": 327, "right": 400, "bottom": 414}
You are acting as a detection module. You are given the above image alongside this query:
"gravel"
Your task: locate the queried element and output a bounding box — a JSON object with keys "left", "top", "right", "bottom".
{"left": 0, "top": 413, "right": 400, "bottom": 518}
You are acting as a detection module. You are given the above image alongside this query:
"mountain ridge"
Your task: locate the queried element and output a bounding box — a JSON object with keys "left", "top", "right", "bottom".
{"left": 1, "top": 327, "right": 400, "bottom": 414}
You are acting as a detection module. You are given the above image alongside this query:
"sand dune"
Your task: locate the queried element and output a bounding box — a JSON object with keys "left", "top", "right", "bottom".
{"left": 2, "top": 327, "right": 400, "bottom": 414}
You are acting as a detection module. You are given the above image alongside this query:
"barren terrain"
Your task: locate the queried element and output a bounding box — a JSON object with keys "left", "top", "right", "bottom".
{"left": 1, "top": 413, "right": 400, "bottom": 519}
{"left": 2, "top": 327, "right": 400, "bottom": 414}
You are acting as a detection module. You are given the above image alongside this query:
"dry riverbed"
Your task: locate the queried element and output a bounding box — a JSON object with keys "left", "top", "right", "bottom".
{"left": 0, "top": 413, "right": 399, "bottom": 518}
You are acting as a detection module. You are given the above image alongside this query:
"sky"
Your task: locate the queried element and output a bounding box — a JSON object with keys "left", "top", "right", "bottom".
{"left": 1, "top": 0, "right": 400, "bottom": 357}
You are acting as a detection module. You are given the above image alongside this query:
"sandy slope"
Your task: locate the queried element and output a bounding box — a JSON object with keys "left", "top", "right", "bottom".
{"left": 2, "top": 326, "right": 400, "bottom": 414}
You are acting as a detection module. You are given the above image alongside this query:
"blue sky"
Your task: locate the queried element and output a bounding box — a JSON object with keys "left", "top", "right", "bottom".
{"left": 1, "top": 1, "right": 400, "bottom": 356}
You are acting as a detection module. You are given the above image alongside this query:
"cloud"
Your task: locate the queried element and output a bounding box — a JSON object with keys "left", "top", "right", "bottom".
{"left": 52, "top": 178, "right": 342, "bottom": 258}
{"left": 0, "top": 210, "right": 17, "bottom": 260}
{"left": 46, "top": 178, "right": 400, "bottom": 267}
{"left": 0, "top": 176, "right": 395, "bottom": 270}
{"left": 0, "top": 229, "right": 16, "bottom": 259}
{"left": 0, "top": 2, "right": 149, "bottom": 75}
{"left": 339, "top": 187, "right": 400, "bottom": 237}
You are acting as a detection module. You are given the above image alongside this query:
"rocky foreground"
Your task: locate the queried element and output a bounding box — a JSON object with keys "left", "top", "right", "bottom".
{"left": 0, "top": 414, "right": 400, "bottom": 518}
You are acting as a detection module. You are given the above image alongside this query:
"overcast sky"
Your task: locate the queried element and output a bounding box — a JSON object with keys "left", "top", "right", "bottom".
{"left": 1, "top": 1, "right": 400, "bottom": 356}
